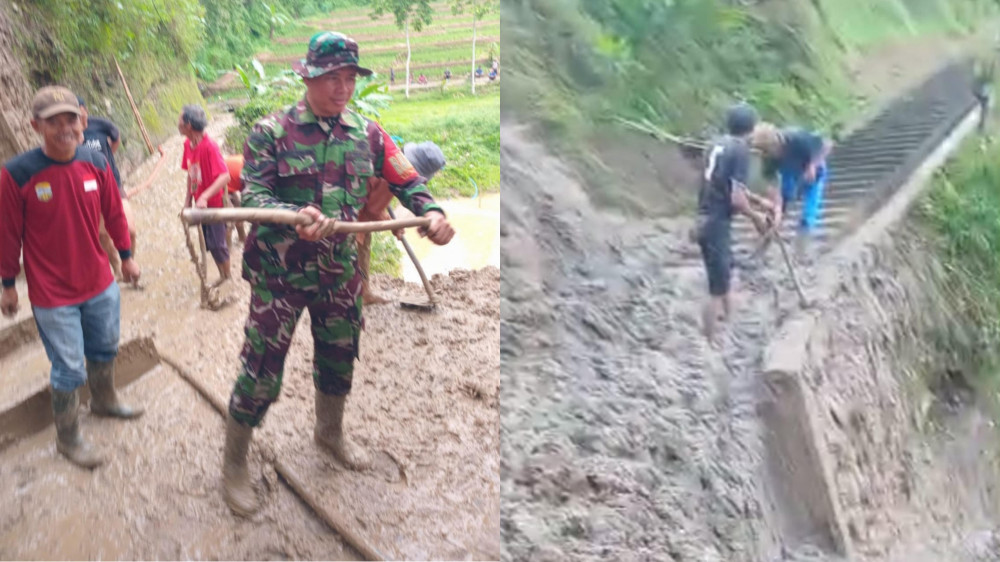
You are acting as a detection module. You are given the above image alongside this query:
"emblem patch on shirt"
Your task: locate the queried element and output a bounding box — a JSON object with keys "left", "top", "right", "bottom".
{"left": 35, "top": 182, "right": 52, "bottom": 202}
{"left": 83, "top": 176, "right": 98, "bottom": 193}
{"left": 387, "top": 153, "right": 418, "bottom": 182}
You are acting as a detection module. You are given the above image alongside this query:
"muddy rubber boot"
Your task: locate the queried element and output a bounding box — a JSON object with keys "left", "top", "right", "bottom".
{"left": 52, "top": 389, "right": 104, "bottom": 469}
{"left": 314, "top": 392, "right": 371, "bottom": 470}
{"left": 222, "top": 415, "right": 259, "bottom": 517}
{"left": 88, "top": 360, "right": 144, "bottom": 418}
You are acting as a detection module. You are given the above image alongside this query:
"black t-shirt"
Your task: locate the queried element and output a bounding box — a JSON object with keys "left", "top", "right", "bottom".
{"left": 698, "top": 135, "right": 751, "bottom": 223}
{"left": 761, "top": 127, "right": 824, "bottom": 181}
{"left": 82, "top": 116, "right": 124, "bottom": 197}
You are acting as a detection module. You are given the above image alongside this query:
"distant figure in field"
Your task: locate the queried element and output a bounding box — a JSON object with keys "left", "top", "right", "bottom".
{"left": 444, "top": 68, "right": 452, "bottom": 81}
{"left": 475, "top": 66, "right": 484, "bottom": 78}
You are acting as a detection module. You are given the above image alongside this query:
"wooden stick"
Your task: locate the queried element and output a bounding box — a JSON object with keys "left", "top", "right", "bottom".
{"left": 113, "top": 56, "right": 155, "bottom": 155}
{"left": 159, "top": 353, "right": 388, "bottom": 561}
{"left": 181, "top": 208, "right": 431, "bottom": 233}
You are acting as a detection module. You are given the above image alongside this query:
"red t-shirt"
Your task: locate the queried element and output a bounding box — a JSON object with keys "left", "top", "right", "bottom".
{"left": 225, "top": 155, "right": 244, "bottom": 194}
{"left": 0, "top": 146, "right": 130, "bottom": 307}
{"left": 181, "top": 135, "right": 227, "bottom": 208}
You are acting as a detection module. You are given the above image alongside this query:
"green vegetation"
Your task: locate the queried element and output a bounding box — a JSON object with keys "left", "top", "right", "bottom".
{"left": 226, "top": 85, "right": 499, "bottom": 199}
{"left": 11, "top": 0, "right": 497, "bottom": 280}
{"left": 379, "top": 88, "right": 499, "bottom": 197}
{"left": 7, "top": 0, "right": 206, "bottom": 171}
{"left": 194, "top": 0, "right": 368, "bottom": 81}
{"left": 504, "top": 0, "right": 998, "bottom": 214}
{"left": 915, "top": 134, "right": 1000, "bottom": 392}
{"left": 508, "top": 0, "right": 996, "bottom": 139}
{"left": 370, "top": 232, "right": 404, "bottom": 276}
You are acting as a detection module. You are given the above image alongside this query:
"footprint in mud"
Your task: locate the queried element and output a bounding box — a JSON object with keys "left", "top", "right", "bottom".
{"left": 321, "top": 449, "right": 407, "bottom": 485}
{"left": 369, "top": 450, "right": 407, "bottom": 485}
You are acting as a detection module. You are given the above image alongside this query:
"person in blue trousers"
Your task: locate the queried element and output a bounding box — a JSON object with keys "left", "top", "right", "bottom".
{"left": 750, "top": 122, "right": 832, "bottom": 259}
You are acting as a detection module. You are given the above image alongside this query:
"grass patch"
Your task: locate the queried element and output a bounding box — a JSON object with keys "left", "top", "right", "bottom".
{"left": 912, "top": 88, "right": 1000, "bottom": 402}
{"left": 370, "top": 231, "right": 403, "bottom": 277}
{"left": 379, "top": 89, "right": 500, "bottom": 198}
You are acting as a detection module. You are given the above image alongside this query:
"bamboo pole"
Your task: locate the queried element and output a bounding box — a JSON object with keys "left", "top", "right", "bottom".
{"left": 159, "top": 354, "right": 388, "bottom": 561}
{"left": 113, "top": 56, "right": 155, "bottom": 155}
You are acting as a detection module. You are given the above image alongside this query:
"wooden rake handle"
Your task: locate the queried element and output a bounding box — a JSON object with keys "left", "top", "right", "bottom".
{"left": 181, "top": 208, "right": 431, "bottom": 234}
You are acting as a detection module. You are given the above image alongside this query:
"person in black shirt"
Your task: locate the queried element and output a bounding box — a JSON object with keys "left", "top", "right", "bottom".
{"left": 696, "top": 103, "right": 774, "bottom": 344}
{"left": 77, "top": 96, "right": 137, "bottom": 279}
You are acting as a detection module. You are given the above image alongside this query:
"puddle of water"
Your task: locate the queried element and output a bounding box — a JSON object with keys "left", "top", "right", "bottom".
{"left": 396, "top": 193, "right": 500, "bottom": 283}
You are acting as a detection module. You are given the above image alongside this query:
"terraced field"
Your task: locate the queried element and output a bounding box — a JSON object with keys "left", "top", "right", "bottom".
{"left": 222, "top": 2, "right": 502, "bottom": 90}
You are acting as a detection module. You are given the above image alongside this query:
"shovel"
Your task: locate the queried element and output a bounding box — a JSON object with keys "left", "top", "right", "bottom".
{"left": 771, "top": 230, "right": 812, "bottom": 309}
{"left": 386, "top": 207, "right": 437, "bottom": 312}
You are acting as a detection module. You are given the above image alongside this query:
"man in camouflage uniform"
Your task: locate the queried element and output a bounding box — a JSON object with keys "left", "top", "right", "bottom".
{"left": 222, "top": 31, "right": 455, "bottom": 516}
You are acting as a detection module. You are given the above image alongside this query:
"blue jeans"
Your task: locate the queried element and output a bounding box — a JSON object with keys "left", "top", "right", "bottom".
{"left": 33, "top": 282, "right": 121, "bottom": 392}
{"left": 780, "top": 162, "right": 828, "bottom": 233}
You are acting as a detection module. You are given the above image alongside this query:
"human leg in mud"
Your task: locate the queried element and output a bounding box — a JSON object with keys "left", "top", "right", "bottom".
{"left": 202, "top": 222, "right": 231, "bottom": 286}
{"left": 794, "top": 161, "right": 828, "bottom": 262}
{"left": 0, "top": 86, "right": 143, "bottom": 469}
{"left": 220, "top": 32, "right": 455, "bottom": 516}
{"left": 358, "top": 141, "right": 447, "bottom": 305}
{"left": 695, "top": 103, "right": 769, "bottom": 344}
{"left": 178, "top": 104, "right": 232, "bottom": 286}
{"left": 224, "top": 269, "right": 367, "bottom": 515}
{"left": 698, "top": 221, "right": 733, "bottom": 343}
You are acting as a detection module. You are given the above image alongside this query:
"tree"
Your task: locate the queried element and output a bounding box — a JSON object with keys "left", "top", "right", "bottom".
{"left": 369, "top": 0, "right": 434, "bottom": 99}
{"left": 262, "top": 2, "right": 292, "bottom": 40}
{"left": 451, "top": 0, "right": 498, "bottom": 94}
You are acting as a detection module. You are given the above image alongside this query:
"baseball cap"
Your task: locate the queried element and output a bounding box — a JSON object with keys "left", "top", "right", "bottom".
{"left": 32, "top": 86, "right": 82, "bottom": 119}
{"left": 293, "top": 31, "right": 373, "bottom": 78}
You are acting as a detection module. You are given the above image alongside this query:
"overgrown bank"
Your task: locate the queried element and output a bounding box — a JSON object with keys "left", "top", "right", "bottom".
{"left": 502, "top": 0, "right": 1000, "bottom": 216}
{"left": 912, "top": 133, "right": 1000, "bottom": 403}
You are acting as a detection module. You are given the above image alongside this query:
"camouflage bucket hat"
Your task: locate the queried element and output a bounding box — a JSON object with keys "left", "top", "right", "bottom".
{"left": 293, "top": 31, "right": 373, "bottom": 78}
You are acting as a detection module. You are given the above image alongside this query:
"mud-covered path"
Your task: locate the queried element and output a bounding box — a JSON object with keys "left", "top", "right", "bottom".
{"left": 499, "top": 123, "right": 813, "bottom": 561}
{"left": 0, "top": 112, "right": 500, "bottom": 560}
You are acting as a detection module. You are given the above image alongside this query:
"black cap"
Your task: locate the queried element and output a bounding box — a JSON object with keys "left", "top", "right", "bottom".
{"left": 725, "top": 102, "right": 758, "bottom": 136}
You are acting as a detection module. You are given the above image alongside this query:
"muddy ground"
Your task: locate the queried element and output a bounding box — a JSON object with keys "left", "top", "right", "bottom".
{"left": 0, "top": 113, "right": 500, "bottom": 560}
{"left": 500, "top": 118, "right": 1000, "bottom": 561}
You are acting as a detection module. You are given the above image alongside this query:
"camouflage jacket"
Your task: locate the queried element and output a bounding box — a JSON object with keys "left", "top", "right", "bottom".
{"left": 241, "top": 97, "right": 443, "bottom": 292}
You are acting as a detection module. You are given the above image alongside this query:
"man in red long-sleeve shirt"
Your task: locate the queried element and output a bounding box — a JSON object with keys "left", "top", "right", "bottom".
{"left": 0, "top": 86, "right": 144, "bottom": 469}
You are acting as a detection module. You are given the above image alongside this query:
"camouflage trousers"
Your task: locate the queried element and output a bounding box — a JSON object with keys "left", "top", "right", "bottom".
{"left": 227, "top": 273, "right": 363, "bottom": 428}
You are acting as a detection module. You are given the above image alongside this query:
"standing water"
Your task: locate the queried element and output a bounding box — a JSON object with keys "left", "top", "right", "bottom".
{"left": 395, "top": 193, "right": 500, "bottom": 283}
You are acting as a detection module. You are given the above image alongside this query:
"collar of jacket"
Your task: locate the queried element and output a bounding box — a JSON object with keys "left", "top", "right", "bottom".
{"left": 292, "top": 97, "right": 366, "bottom": 130}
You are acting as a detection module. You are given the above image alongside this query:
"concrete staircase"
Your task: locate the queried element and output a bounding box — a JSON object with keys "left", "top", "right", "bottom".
{"left": 726, "top": 60, "right": 978, "bottom": 266}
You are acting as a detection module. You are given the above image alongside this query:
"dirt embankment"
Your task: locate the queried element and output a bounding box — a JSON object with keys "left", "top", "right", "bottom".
{"left": 0, "top": 5, "right": 39, "bottom": 163}
{"left": 500, "top": 122, "right": 1000, "bottom": 561}
{"left": 785, "top": 234, "right": 1000, "bottom": 561}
